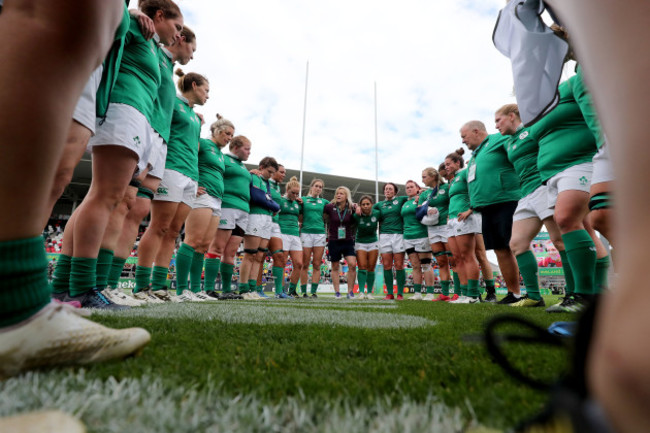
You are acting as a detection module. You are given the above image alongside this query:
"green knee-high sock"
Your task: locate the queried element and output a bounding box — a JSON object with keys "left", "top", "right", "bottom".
{"left": 516, "top": 251, "right": 541, "bottom": 300}
{"left": 562, "top": 230, "right": 596, "bottom": 296}
{"left": 0, "top": 237, "right": 51, "bottom": 327}
{"left": 288, "top": 282, "right": 298, "bottom": 295}
{"left": 175, "top": 243, "right": 194, "bottom": 295}
{"left": 190, "top": 252, "right": 204, "bottom": 293}
{"left": 468, "top": 279, "right": 480, "bottom": 298}
{"left": 69, "top": 257, "right": 97, "bottom": 297}
{"left": 300, "top": 284, "right": 307, "bottom": 295}
{"left": 95, "top": 248, "right": 114, "bottom": 291}
{"left": 272, "top": 266, "right": 284, "bottom": 294}
{"left": 134, "top": 265, "right": 152, "bottom": 293}
{"left": 383, "top": 269, "right": 394, "bottom": 295}
{"left": 203, "top": 257, "right": 221, "bottom": 292}
{"left": 220, "top": 263, "right": 234, "bottom": 293}
{"left": 559, "top": 250, "right": 575, "bottom": 296}
{"left": 310, "top": 282, "right": 318, "bottom": 295}
{"left": 452, "top": 272, "right": 461, "bottom": 295}
{"left": 396, "top": 269, "right": 406, "bottom": 295}
{"left": 460, "top": 284, "right": 468, "bottom": 297}
{"left": 107, "top": 256, "right": 126, "bottom": 289}
{"left": 440, "top": 280, "right": 450, "bottom": 296}
{"left": 248, "top": 279, "right": 257, "bottom": 293}
{"left": 413, "top": 283, "right": 422, "bottom": 294}
{"left": 151, "top": 266, "right": 168, "bottom": 291}
{"left": 366, "top": 271, "right": 376, "bottom": 294}
{"left": 51, "top": 253, "right": 71, "bottom": 294}
{"left": 426, "top": 284, "right": 435, "bottom": 294}
{"left": 594, "top": 256, "right": 610, "bottom": 294}
{"left": 357, "top": 269, "right": 367, "bottom": 293}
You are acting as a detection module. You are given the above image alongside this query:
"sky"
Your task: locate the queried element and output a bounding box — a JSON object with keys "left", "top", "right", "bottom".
{"left": 176, "top": 0, "right": 518, "bottom": 185}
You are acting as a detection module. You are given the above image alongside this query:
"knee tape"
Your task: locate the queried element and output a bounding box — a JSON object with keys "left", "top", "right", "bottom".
{"left": 244, "top": 248, "right": 258, "bottom": 255}
{"left": 589, "top": 192, "right": 611, "bottom": 211}
{"left": 136, "top": 186, "right": 155, "bottom": 200}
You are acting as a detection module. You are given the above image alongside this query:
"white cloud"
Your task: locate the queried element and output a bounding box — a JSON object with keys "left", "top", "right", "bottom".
{"left": 177, "top": 0, "right": 515, "bottom": 185}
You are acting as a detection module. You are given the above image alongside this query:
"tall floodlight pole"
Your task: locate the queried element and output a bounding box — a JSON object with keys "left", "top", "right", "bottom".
{"left": 374, "top": 81, "right": 379, "bottom": 202}
{"left": 299, "top": 61, "right": 309, "bottom": 194}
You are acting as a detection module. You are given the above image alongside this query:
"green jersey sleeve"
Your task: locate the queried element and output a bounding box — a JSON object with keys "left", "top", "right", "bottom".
{"left": 467, "top": 133, "right": 521, "bottom": 209}
{"left": 221, "top": 154, "right": 252, "bottom": 212}
{"left": 532, "top": 80, "right": 597, "bottom": 182}
{"left": 448, "top": 170, "right": 471, "bottom": 219}
{"left": 197, "top": 138, "right": 225, "bottom": 199}
{"left": 401, "top": 198, "right": 428, "bottom": 240}
{"left": 278, "top": 197, "right": 301, "bottom": 236}
{"left": 353, "top": 209, "right": 380, "bottom": 244}
{"left": 376, "top": 196, "right": 408, "bottom": 234}
{"left": 300, "top": 196, "right": 329, "bottom": 234}
{"left": 108, "top": 16, "right": 161, "bottom": 123}
{"left": 165, "top": 97, "right": 201, "bottom": 181}
{"left": 505, "top": 127, "right": 544, "bottom": 197}
{"left": 269, "top": 180, "right": 283, "bottom": 224}
{"left": 150, "top": 48, "right": 175, "bottom": 143}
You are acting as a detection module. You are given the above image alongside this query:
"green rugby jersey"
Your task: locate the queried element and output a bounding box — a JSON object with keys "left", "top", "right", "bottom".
{"left": 353, "top": 210, "right": 380, "bottom": 244}
{"left": 467, "top": 133, "right": 521, "bottom": 209}
{"left": 197, "top": 138, "right": 225, "bottom": 199}
{"left": 401, "top": 197, "right": 428, "bottom": 240}
{"left": 279, "top": 197, "right": 301, "bottom": 236}
{"left": 505, "top": 126, "right": 543, "bottom": 197}
{"left": 418, "top": 184, "right": 450, "bottom": 226}
{"left": 250, "top": 175, "right": 274, "bottom": 216}
{"left": 300, "top": 196, "right": 329, "bottom": 234}
{"left": 532, "top": 79, "right": 597, "bottom": 182}
{"left": 222, "top": 153, "right": 252, "bottom": 212}
{"left": 373, "top": 196, "right": 408, "bottom": 234}
{"left": 109, "top": 16, "right": 161, "bottom": 123}
{"left": 269, "top": 180, "right": 282, "bottom": 224}
{"left": 150, "top": 47, "right": 175, "bottom": 143}
{"left": 448, "top": 169, "right": 471, "bottom": 219}
{"left": 570, "top": 66, "right": 605, "bottom": 150}
{"left": 96, "top": 3, "right": 131, "bottom": 119}
{"left": 165, "top": 96, "right": 201, "bottom": 181}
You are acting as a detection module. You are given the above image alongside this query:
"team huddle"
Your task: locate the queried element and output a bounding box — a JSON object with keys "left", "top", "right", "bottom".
{"left": 41, "top": 1, "right": 612, "bottom": 314}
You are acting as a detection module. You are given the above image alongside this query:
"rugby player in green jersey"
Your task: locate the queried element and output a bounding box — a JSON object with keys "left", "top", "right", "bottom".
{"left": 444, "top": 149, "right": 482, "bottom": 303}
{"left": 539, "top": 3, "right": 649, "bottom": 430}
{"left": 50, "top": 6, "right": 160, "bottom": 307}
{"left": 461, "top": 120, "right": 522, "bottom": 304}
{"left": 56, "top": 0, "right": 184, "bottom": 310}
{"left": 0, "top": 0, "right": 150, "bottom": 380}
{"left": 206, "top": 136, "right": 252, "bottom": 298}
{"left": 495, "top": 104, "right": 565, "bottom": 307}
{"left": 131, "top": 71, "right": 207, "bottom": 303}
{"left": 174, "top": 115, "right": 231, "bottom": 301}
{"left": 253, "top": 165, "right": 289, "bottom": 298}
{"left": 374, "top": 183, "right": 409, "bottom": 300}
{"left": 300, "top": 179, "right": 329, "bottom": 297}
{"left": 99, "top": 26, "right": 198, "bottom": 307}
{"left": 401, "top": 180, "right": 435, "bottom": 300}
{"left": 420, "top": 167, "right": 451, "bottom": 301}
{"left": 353, "top": 196, "right": 380, "bottom": 299}
{"left": 199, "top": 114, "right": 235, "bottom": 298}
{"left": 279, "top": 177, "right": 304, "bottom": 297}
{"left": 237, "top": 157, "right": 280, "bottom": 300}
{"left": 530, "top": 76, "right": 607, "bottom": 312}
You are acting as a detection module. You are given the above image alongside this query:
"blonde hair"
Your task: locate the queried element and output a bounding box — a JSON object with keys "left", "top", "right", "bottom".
{"left": 210, "top": 113, "right": 235, "bottom": 136}
{"left": 285, "top": 176, "right": 301, "bottom": 195}
{"left": 496, "top": 103, "right": 520, "bottom": 119}
{"left": 334, "top": 186, "right": 353, "bottom": 208}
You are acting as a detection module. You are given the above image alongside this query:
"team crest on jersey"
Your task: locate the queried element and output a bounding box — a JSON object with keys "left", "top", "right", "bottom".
{"left": 393, "top": 200, "right": 398, "bottom": 205}
{"left": 317, "top": 199, "right": 322, "bottom": 204}
{"left": 519, "top": 131, "right": 529, "bottom": 140}
{"left": 371, "top": 217, "right": 377, "bottom": 222}
{"left": 294, "top": 204, "right": 299, "bottom": 209}
{"left": 440, "top": 190, "right": 446, "bottom": 195}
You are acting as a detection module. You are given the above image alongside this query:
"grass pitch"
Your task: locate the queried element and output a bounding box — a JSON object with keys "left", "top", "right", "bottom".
{"left": 0, "top": 296, "right": 574, "bottom": 432}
